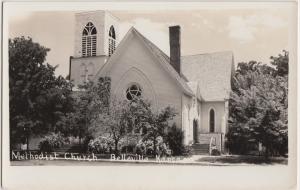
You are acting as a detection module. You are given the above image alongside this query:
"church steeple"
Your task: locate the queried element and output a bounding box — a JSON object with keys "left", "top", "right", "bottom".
{"left": 73, "top": 10, "right": 119, "bottom": 58}
{"left": 70, "top": 11, "right": 119, "bottom": 88}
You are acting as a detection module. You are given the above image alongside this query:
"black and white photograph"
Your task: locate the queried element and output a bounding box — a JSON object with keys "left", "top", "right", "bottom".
{"left": 1, "top": 1, "right": 298, "bottom": 190}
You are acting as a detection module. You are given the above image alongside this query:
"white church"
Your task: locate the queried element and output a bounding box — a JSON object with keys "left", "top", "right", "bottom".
{"left": 69, "top": 11, "right": 235, "bottom": 154}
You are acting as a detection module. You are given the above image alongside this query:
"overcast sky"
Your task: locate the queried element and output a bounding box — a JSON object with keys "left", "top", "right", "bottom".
{"left": 9, "top": 7, "right": 292, "bottom": 77}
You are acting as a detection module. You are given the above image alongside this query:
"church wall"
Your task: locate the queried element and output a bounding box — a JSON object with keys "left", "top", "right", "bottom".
{"left": 182, "top": 95, "right": 191, "bottom": 145}
{"left": 182, "top": 95, "right": 201, "bottom": 145}
{"left": 104, "top": 34, "right": 183, "bottom": 128}
{"left": 70, "top": 56, "right": 107, "bottom": 87}
{"left": 200, "top": 101, "right": 225, "bottom": 133}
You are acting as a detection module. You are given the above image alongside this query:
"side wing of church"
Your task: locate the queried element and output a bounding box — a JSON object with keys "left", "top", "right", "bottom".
{"left": 69, "top": 11, "right": 235, "bottom": 154}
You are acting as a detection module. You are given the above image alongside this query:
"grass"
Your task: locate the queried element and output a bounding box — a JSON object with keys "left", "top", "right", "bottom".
{"left": 196, "top": 155, "right": 288, "bottom": 165}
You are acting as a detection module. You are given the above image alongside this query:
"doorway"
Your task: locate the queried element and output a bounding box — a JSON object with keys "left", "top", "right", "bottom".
{"left": 193, "top": 119, "right": 199, "bottom": 144}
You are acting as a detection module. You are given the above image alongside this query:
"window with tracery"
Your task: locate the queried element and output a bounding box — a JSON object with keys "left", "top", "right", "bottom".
{"left": 108, "top": 26, "right": 116, "bottom": 56}
{"left": 82, "top": 22, "right": 97, "bottom": 57}
{"left": 126, "top": 84, "right": 142, "bottom": 101}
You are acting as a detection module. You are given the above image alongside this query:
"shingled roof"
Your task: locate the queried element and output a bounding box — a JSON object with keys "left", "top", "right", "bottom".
{"left": 182, "top": 51, "right": 234, "bottom": 101}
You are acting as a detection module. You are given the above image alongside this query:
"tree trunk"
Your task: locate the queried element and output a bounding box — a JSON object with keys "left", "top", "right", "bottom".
{"left": 264, "top": 145, "right": 269, "bottom": 160}
{"left": 26, "top": 136, "right": 29, "bottom": 151}
{"left": 153, "top": 137, "right": 156, "bottom": 156}
{"left": 115, "top": 139, "right": 119, "bottom": 155}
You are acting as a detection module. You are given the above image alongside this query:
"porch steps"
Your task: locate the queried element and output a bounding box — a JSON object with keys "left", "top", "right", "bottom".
{"left": 198, "top": 136, "right": 211, "bottom": 144}
{"left": 191, "top": 143, "right": 209, "bottom": 155}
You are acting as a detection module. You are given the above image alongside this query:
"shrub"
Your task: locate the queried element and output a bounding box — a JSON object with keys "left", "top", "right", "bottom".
{"left": 82, "top": 135, "right": 94, "bottom": 153}
{"left": 166, "top": 124, "right": 185, "bottom": 156}
{"left": 211, "top": 148, "right": 221, "bottom": 156}
{"left": 121, "top": 144, "right": 136, "bottom": 153}
{"left": 182, "top": 145, "right": 192, "bottom": 157}
{"left": 88, "top": 136, "right": 114, "bottom": 154}
{"left": 136, "top": 136, "right": 168, "bottom": 156}
{"left": 39, "top": 132, "right": 65, "bottom": 152}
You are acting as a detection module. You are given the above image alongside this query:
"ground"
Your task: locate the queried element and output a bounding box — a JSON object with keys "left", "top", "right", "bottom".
{"left": 10, "top": 155, "right": 288, "bottom": 166}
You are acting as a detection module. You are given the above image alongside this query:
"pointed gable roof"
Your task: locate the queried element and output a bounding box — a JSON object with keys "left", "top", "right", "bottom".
{"left": 95, "top": 27, "right": 194, "bottom": 96}
{"left": 182, "top": 51, "right": 234, "bottom": 101}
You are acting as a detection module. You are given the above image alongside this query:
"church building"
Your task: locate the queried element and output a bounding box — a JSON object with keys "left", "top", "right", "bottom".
{"left": 69, "top": 11, "right": 235, "bottom": 153}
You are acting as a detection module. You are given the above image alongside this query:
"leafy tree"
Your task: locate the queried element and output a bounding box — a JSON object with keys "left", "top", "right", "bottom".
{"left": 270, "top": 50, "right": 289, "bottom": 77}
{"left": 228, "top": 51, "right": 288, "bottom": 157}
{"left": 61, "top": 77, "right": 111, "bottom": 144}
{"left": 130, "top": 98, "right": 177, "bottom": 155}
{"left": 166, "top": 123, "right": 185, "bottom": 156}
{"left": 9, "top": 37, "right": 73, "bottom": 151}
{"left": 95, "top": 98, "right": 129, "bottom": 154}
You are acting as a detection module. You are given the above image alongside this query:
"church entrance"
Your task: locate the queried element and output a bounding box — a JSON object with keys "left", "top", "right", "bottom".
{"left": 193, "top": 119, "right": 199, "bottom": 144}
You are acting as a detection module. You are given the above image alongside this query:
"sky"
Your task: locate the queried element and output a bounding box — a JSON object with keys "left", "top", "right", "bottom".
{"left": 8, "top": 6, "right": 292, "bottom": 77}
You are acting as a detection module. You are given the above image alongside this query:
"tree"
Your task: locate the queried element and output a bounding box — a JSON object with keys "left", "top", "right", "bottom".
{"left": 270, "top": 50, "right": 289, "bottom": 77}
{"left": 9, "top": 37, "right": 73, "bottom": 151}
{"left": 166, "top": 123, "right": 185, "bottom": 156}
{"left": 130, "top": 98, "right": 177, "bottom": 155}
{"left": 228, "top": 51, "right": 288, "bottom": 157}
{"left": 62, "top": 77, "right": 111, "bottom": 144}
{"left": 95, "top": 98, "right": 129, "bottom": 154}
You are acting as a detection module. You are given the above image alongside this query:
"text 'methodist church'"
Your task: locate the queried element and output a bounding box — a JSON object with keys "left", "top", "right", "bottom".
{"left": 70, "top": 11, "right": 235, "bottom": 153}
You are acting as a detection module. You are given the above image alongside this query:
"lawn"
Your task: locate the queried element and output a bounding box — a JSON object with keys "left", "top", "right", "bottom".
{"left": 196, "top": 155, "right": 288, "bottom": 165}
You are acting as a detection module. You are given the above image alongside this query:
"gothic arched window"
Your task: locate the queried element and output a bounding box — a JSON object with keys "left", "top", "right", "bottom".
{"left": 108, "top": 25, "right": 116, "bottom": 56}
{"left": 209, "top": 109, "right": 215, "bottom": 133}
{"left": 82, "top": 22, "right": 97, "bottom": 57}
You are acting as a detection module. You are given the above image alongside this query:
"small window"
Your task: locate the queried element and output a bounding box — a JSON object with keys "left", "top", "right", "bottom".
{"left": 126, "top": 84, "right": 142, "bottom": 101}
{"left": 209, "top": 109, "right": 215, "bottom": 133}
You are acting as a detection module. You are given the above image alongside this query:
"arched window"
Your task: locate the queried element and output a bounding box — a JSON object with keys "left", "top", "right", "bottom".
{"left": 82, "top": 22, "right": 97, "bottom": 57}
{"left": 209, "top": 109, "right": 215, "bottom": 133}
{"left": 126, "top": 84, "right": 142, "bottom": 101}
{"left": 108, "top": 26, "right": 116, "bottom": 56}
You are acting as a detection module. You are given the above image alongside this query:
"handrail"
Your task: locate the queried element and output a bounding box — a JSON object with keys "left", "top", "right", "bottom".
{"left": 209, "top": 136, "right": 216, "bottom": 155}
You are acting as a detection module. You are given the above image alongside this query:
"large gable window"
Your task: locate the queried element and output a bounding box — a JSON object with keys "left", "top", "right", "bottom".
{"left": 108, "top": 26, "right": 116, "bottom": 56}
{"left": 126, "top": 84, "right": 142, "bottom": 101}
{"left": 209, "top": 109, "right": 215, "bottom": 133}
{"left": 82, "top": 22, "right": 97, "bottom": 57}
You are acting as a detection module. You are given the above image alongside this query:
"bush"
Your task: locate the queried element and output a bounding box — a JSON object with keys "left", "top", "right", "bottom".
{"left": 211, "top": 148, "right": 221, "bottom": 156}
{"left": 166, "top": 124, "right": 185, "bottom": 156}
{"left": 82, "top": 135, "right": 94, "bottom": 153}
{"left": 182, "top": 145, "right": 192, "bottom": 157}
{"left": 121, "top": 144, "right": 136, "bottom": 153}
{"left": 88, "top": 136, "right": 114, "bottom": 154}
{"left": 39, "top": 132, "right": 65, "bottom": 152}
{"left": 136, "top": 136, "right": 168, "bottom": 156}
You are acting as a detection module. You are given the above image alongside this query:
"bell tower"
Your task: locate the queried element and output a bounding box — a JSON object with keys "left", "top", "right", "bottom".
{"left": 70, "top": 11, "right": 119, "bottom": 88}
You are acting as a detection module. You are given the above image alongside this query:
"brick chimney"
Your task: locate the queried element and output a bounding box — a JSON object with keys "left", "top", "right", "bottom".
{"left": 169, "top": 25, "right": 181, "bottom": 75}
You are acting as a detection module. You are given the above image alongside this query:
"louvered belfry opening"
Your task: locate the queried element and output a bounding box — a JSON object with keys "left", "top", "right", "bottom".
{"left": 82, "top": 22, "right": 97, "bottom": 57}
{"left": 108, "top": 25, "right": 116, "bottom": 56}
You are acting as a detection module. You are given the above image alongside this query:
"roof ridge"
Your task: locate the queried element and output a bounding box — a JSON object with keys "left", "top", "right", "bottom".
{"left": 132, "top": 27, "right": 194, "bottom": 96}
{"left": 183, "top": 50, "right": 233, "bottom": 57}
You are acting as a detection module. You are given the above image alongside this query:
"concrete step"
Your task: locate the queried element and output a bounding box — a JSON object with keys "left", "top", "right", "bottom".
{"left": 191, "top": 143, "right": 209, "bottom": 155}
